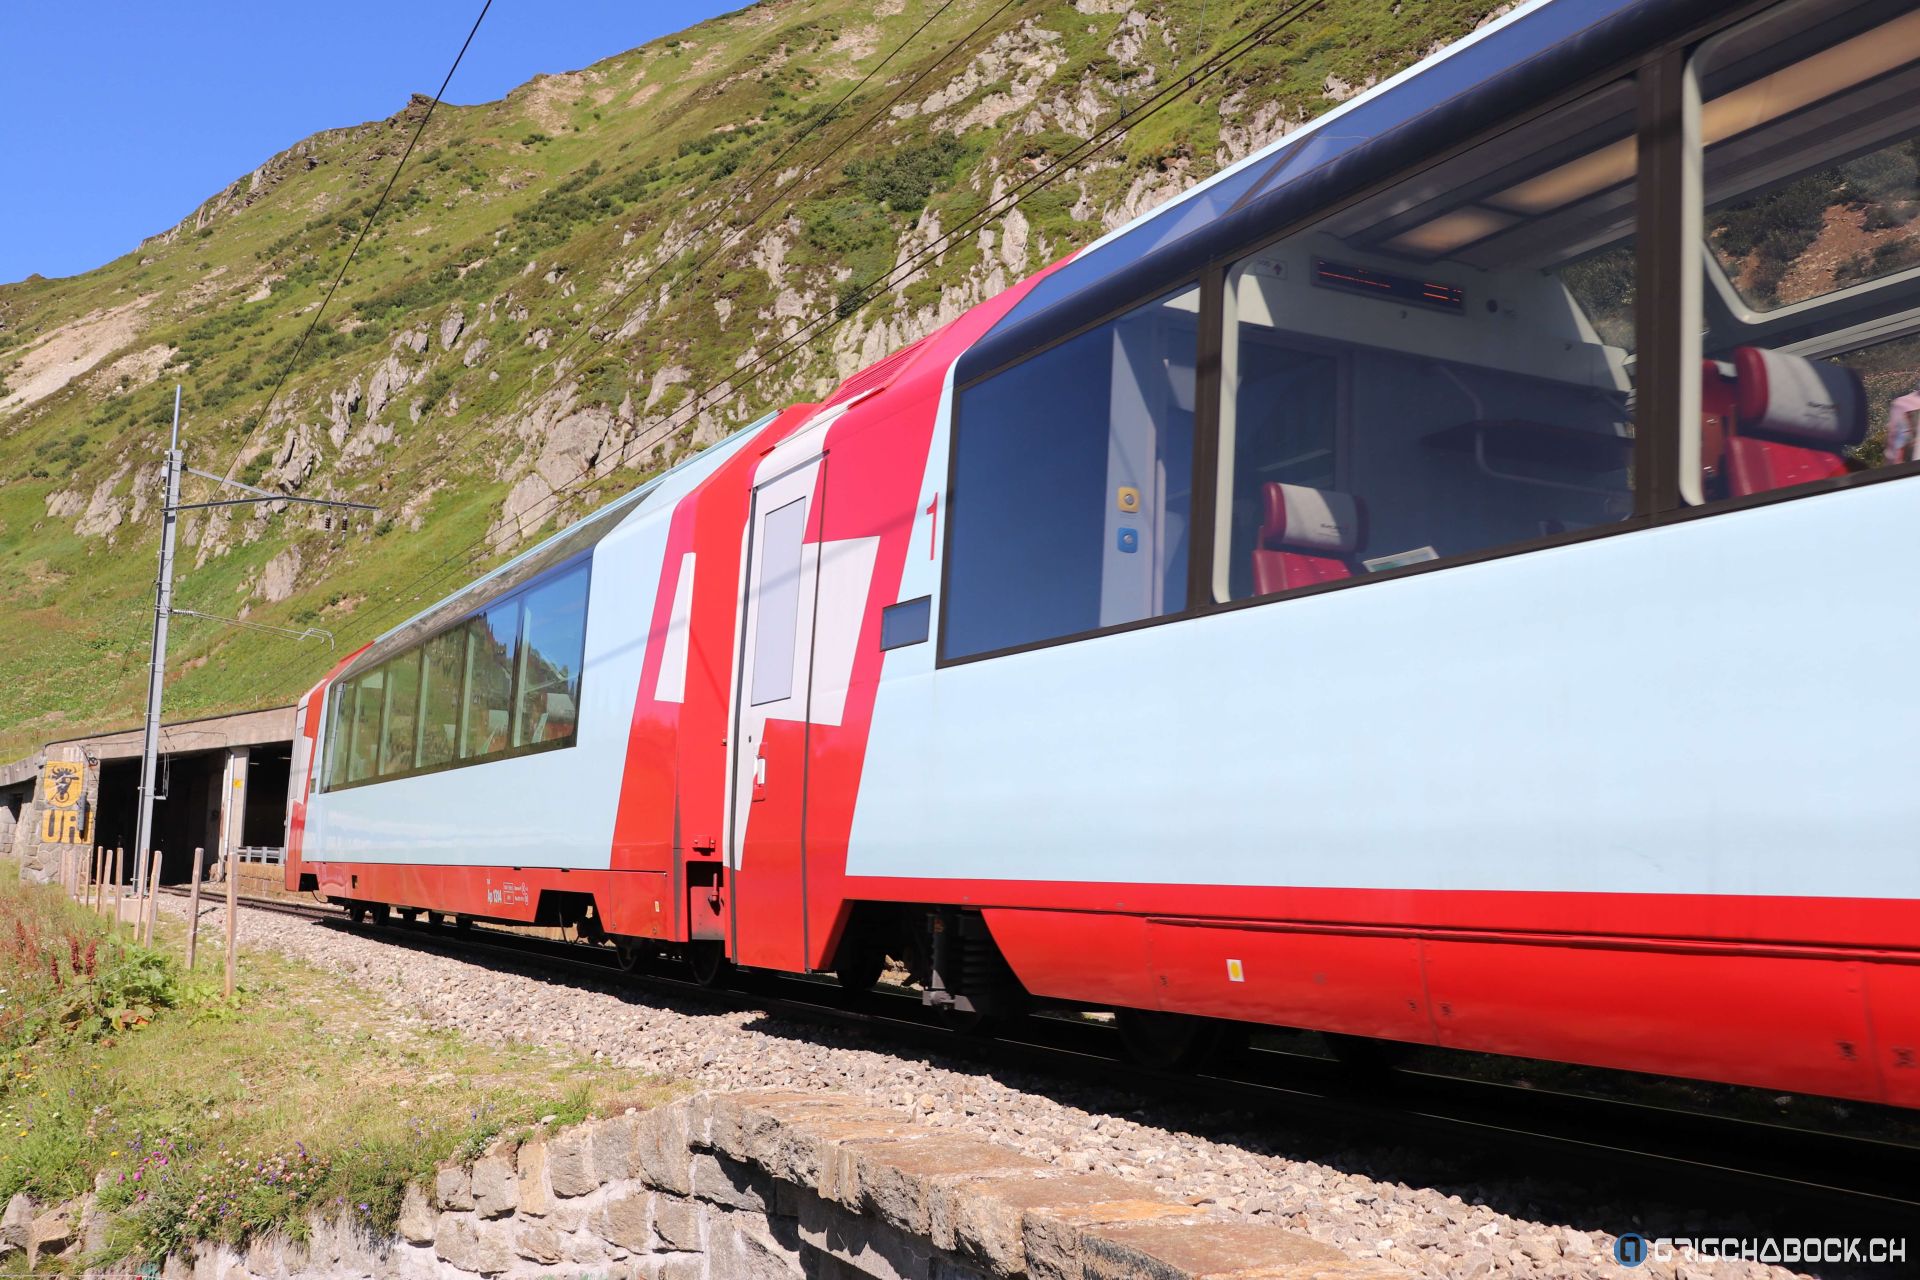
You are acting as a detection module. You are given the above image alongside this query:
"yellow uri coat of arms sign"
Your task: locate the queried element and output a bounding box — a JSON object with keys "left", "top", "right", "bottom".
{"left": 39, "top": 760, "right": 93, "bottom": 845}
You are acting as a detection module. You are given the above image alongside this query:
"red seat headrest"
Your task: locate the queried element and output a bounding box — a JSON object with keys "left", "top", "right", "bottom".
{"left": 1259, "top": 482, "right": 1365, "bottom": 555}
{"left": 1731, "top": 346, "right": 1867, "bottom": 450}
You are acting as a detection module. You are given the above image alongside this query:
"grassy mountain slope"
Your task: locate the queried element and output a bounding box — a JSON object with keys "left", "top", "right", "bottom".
{"left": 0, "top": 0, "right": 1500, "bottom": 760}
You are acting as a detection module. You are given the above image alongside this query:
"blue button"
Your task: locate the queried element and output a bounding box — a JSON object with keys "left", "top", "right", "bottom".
{"left": 1116, "top": 528, "right": 1139, "bottom": 553}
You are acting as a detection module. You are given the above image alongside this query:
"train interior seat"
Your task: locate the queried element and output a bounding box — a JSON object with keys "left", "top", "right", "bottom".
{"left": 1704, "top": 346, "right": 1867, "bottom": 499}
{"left": 1251, "top": 482, "right": 1366, "bottom": 595}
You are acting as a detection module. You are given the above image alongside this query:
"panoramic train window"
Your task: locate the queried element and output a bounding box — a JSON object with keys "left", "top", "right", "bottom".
{"left": 513, "top": 563, "right": 588, "bottom": 745}
{"left": 1688, "top": 0, "right": 1920, "bottom": 504}
{"left": 344, "top": 668, "right": 385, "bottom": 785}
{"left": 1214, "top": 79, "right": 1640, "bottom": 603}
{"left": 417, "top": 627, "right": 465, "bottom": 770}
{"left": 944, "top": 285, "right": 1199, "bottom": 660}
{"left": 463, "top": 603, "right": 518, "bottom": 760}
{"left": 322, "top": 558, "right": 591, "bottom": 790}
{"left": 380, "top": 650, "right": 421, "bottom": 777}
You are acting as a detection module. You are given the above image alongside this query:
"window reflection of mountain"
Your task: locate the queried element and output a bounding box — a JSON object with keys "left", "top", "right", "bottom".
{"left": 1709, "top": 138, "right": 1920, "bottom": 310}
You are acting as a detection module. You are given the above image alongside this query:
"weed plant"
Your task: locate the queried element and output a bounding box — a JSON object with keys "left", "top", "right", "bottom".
{"left": 0, "top": 868, "right": 672, "bottom": 1266}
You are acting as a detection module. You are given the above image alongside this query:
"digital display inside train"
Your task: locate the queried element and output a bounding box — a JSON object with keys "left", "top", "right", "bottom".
{"left": 1313, "top": 258, "right": 1465, "bottom": 313}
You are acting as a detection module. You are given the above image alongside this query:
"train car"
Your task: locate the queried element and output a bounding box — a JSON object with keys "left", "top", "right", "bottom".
{"left": 289, "top": 0, "right": 1920, "bottom": 1106}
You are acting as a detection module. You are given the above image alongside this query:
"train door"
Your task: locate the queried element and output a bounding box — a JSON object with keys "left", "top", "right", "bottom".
{"left": 725, "top": 451, "right": 826, "bottom": 971}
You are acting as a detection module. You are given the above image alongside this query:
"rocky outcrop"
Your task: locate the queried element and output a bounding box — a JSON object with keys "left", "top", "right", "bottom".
{"left": 327, "top": 377, "right": 364, "bottom": 449}
{"left": 0, "top": 1192, "right": 31, "bottom": 1257}
{"left": 365, "top": 351, "right": 415, "bottom": 424}
{"left": 73, "top": 466, "right": 131, "bottom": 539}
{"left": 257, "top": 544, "right": 302, "bottom": 603}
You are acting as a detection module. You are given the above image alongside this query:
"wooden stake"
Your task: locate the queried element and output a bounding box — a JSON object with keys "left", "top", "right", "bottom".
{"left": 186, "top": 846, "right": 205, "bottom": 970}
{"left": 144, "top": 857, "right": 161, "bottom": 946}
{"left": 223, "top": 848, "right": 238, "bottom": 999}
{"left": 89, "top": 847, "right": 101, "bottom": 912}
{"left": 111, "top": 847, "right": 124, "bottom": 930}
{"left": 93, "top": 846, "right": 105, "bottom": 914}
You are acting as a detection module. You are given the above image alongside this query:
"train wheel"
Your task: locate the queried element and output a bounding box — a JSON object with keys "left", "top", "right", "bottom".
{"left": 454, "top": 915, "right": 474, "bottom": 933}
{"left": 687, "top": 941, "right": 732, "bottom": 988}
{"left": 614, "top": 939, "right": 643, "bottom": 973}
{"left": 1115, "top": 1009, "right": 1231, "bottom": 1071}
{"left": 835, "top": 944, "right": 886, "bottom": 994}
{"left": 368, "top": 903, "right": 391, "bottom": 927}
{"left": 347, "top": 904, "right": 367, "bottom": 926}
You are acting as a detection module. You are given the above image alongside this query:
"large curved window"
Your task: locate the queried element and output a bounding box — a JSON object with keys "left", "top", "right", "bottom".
{"left": 1216, "top": 80, "right": 1640, "bottom": 602}
{"left": 513, "top": 565, "right": 588, "bottom": 746}
{"left": 943, "top": 285, "right": 1199, "bottom": 661}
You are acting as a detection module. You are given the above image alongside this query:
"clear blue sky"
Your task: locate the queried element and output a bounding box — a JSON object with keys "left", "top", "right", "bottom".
{"left": 0, "top": 1, "right": 736, "bottom": 285}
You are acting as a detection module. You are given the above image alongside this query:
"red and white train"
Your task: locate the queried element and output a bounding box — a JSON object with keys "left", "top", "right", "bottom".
{"left": 289, "top": 0, "right": 1920, "bottom": 1106}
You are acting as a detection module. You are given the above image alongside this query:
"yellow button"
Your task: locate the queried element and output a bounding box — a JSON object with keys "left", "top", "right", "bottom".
{"left": 1117, "top": 486, "right": 1140, "bottom": 512}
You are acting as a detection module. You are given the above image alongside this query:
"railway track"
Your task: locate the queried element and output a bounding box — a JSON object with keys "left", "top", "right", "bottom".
{"left": 169, "top": 886, "right": 1920, "bottom": 1253}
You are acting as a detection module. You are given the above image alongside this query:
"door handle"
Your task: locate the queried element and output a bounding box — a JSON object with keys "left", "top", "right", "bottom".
{"left": 752, "top": 750, "right": 767, "bottom": 802}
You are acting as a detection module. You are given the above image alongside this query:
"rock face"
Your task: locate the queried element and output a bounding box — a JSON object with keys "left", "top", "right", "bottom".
{"left": 26, "top": 1201, "right": 74, "bottom": 1269}
{"left": 0, "top": 1192, "right": 32, "bottom": 1257}
{"left": 129, "top": 1091, "right": 1390, "bottom": 1280}
{"left": 257, "top": 544, "right": 302, "bottom": 603}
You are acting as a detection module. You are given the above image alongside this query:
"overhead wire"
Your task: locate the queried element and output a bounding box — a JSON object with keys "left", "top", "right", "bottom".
{"left": 348, "top": 0, "right": 1329, "bottom": 642}
{"left": 382, "top": 0, "right": 1015, "bottom": 528}
{"left": 164, "top": 0, "right": 491, "bottom": 630}
{"left": 342, "top": 0, "right": 1027, "bottom": 628}
{"left": 215, "top": 0, "right": 495, "bottom": 486}
{"left": 352, "top": 0, "right": 1327, "bottom": 639}
{"left": 530, "top": 0, "right": 981, "bottom": 396}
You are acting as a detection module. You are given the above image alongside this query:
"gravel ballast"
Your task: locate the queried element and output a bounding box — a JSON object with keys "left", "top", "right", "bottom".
{"left": 173, "top": 897, "right": 1814, "bottom": 1280}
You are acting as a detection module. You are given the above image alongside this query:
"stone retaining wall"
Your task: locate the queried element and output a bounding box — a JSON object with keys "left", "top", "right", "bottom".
{"left": 21, "top": 1090, "right": 1402, "bottom": 1280}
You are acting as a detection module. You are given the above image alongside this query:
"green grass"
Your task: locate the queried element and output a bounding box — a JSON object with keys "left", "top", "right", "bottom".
{"left": 0, "top": 868, "right": 676, "bottom": 1268}
{"left": 0, "top": 0, "right": 1509, "bottom": 761}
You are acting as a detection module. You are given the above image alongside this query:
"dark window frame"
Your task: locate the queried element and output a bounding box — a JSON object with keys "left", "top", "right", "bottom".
{"left": 321, "top": 551, "right": 594, "bottom": 793}
{"left": 938, "top": 0, "right": 1918, "bottom": 670}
